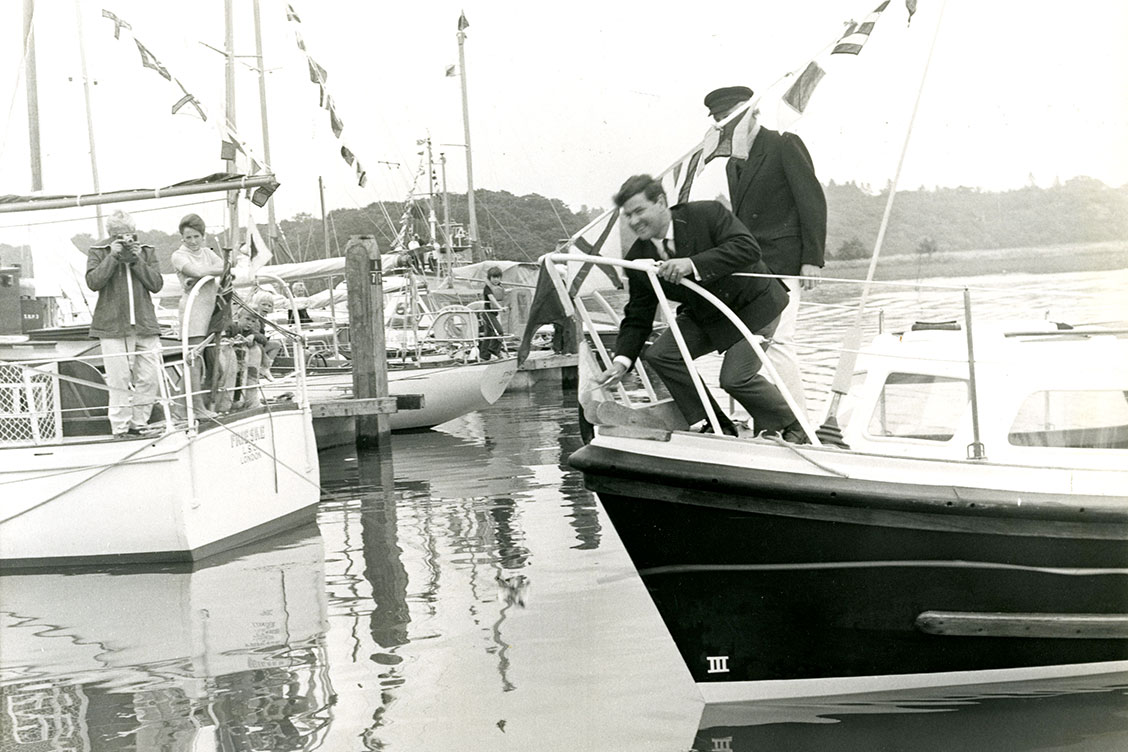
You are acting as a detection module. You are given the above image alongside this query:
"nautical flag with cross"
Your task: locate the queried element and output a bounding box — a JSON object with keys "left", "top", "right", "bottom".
{"left": 517, "top": 0, "right": 917, "bottom": 361}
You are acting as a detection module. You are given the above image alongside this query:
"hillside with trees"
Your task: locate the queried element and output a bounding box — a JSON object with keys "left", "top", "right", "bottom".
{"left": 32, "top": 177, "right": 1127, "bottom": 277}
{"left": 825, "top": 177, "right": 1128, "bottom": 260}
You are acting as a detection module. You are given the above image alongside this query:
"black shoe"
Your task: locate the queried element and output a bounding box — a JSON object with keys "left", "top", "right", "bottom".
{"left": 698, "top": 418, "right": 739, "bottom": 437}
{"left": 779, "top": 420, "right": 810, "bottom": 445}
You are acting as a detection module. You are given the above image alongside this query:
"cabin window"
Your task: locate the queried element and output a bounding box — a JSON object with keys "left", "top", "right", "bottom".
{"left": 866, "top": 373, "right": 967, "bottom": 441}
{"left": 1009, "top": 390, "right": 1128, "bottom": 449}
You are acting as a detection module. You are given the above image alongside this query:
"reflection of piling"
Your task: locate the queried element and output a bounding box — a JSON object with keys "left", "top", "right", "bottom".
{"left": 345, "top": 236, "right": 390, "bottom": 447}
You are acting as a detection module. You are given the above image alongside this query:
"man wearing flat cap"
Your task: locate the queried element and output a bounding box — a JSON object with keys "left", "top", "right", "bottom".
{"left": 704, "top": 85, "right": 827, "bottom": 431}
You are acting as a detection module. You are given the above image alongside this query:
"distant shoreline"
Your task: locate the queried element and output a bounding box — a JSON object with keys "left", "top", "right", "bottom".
{"left": 824, "top": 240, "right": 1128, "bottom": 281}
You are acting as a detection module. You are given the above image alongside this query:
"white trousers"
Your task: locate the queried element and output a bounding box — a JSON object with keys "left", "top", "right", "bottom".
{"left": 764, "top": 279, "right": 808, "bottom": 420}
{"left": 100, "top": 334, "right": 162, "bottom": 433}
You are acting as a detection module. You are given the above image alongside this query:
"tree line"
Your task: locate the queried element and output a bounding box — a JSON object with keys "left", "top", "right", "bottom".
{"left": 826, "top": 177, "right": 1128, "bottom": 260}
{"left": 4, "top": 177, "right": 1122, "bottom": 278}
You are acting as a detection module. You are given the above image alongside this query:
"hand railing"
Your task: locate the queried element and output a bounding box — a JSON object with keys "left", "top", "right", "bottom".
{"left": 544, "top": 253, "right": 821, "bottom": 444}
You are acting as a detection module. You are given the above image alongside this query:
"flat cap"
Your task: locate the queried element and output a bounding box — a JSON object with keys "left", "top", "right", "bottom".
{"left": 703, "top": 86, "right": 753, "bottom": 117}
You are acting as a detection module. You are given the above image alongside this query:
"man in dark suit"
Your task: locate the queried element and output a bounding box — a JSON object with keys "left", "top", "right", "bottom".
{"left": 595, "top": 174, "right": 805, "bottom": 440}
{"left": 704, "top": 86, "right": 827, "bottom": 418}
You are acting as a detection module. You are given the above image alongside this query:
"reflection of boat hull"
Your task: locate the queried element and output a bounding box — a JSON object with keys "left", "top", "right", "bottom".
{"left": 0, "top": 528, "right": 330, "bottom": 749}
{"left": 0, "top": 405, "right": 320, "bottom": 567}
{"left": 695, "top": 671, "right": 1128, "bottom": 751}
{"left": 265, "top": 358, "right": 516, "bottom": 448}
{"left": 573, "top": 438, "right": 1128, "bottom": 702}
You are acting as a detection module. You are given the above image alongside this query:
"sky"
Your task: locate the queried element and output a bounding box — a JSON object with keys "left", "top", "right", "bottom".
{"left": 1, "top": 0, "right": 1126, "bottom": 242}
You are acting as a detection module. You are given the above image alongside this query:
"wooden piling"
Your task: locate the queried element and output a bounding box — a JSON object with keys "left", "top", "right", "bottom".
{"left": 345, "top": 235, "right": 390, "bottom": 447}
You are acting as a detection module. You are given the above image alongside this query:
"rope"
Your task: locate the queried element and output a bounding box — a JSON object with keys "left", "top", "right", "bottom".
{"left": 761, "top": 433, "right": 851, "bottom": 477}
{"left": 1, "top": 403, "right": 327, "bottom": 524}
{"left": 0, "top": 434, "right": 166, "bottom": 524}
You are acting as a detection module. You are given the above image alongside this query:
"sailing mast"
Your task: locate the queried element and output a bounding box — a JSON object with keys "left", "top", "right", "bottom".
{"left": 455, "top": 13, "right": 480, "bottom": 262}
{"left": 252, "top": 0, "right": 278, "bottom": 249}
{"left": 22, "top": 0, "right": 42, "bottom": 192}
{"left": 440, "top": 151, "right": 453, "bottom": 282}
{"left": 223, "top": 0, "right": 239, "bottom": 251}
{"left": 72, "top": 0, "right": 104, "bottom": 238}
{"left": 421, "top": 136, "right": 439, "bottom": 253}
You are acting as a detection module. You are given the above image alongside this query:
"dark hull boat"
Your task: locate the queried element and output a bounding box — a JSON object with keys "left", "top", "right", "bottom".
{"left": 577, "top": 439, "right": 1128, "bottom": 700}
{"left": 542, "top": 247, "right": 1128, "bottom": 701}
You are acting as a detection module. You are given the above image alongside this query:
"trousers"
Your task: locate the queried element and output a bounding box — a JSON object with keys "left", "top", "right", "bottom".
{"left": 100, "top": 334, "right": 162, "bottom": 433}
{"left": 641, "top": 313, "right": 797, "bottom": 434}
{"left": 765, "top": 279, "right": 808, "bottom": 419}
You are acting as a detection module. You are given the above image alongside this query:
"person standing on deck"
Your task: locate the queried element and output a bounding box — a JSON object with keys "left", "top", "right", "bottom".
{"left": 85, "top": 210, "right": 164, "bottom": 439}
{"left": 479, "top": 266, "right": 507, "bottom": 360}
{"left": 171, "top": 213, "right": 226, "bottom": 416}
{"left": 595, "top": 175, "right": 807, "bottom": 442}
{"left": 704, "top": 86, "right": 827, "bottom": 419}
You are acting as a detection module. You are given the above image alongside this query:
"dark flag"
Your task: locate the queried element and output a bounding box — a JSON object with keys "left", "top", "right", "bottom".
{"left": 782, "top": 61, "right": 827, "bottom": 114}
{"left": 518, "top": 262, "right": 575, "bottom": 365}
{"left": 458, "top": 12, "right": 469, "bottom": 31}
{"left": 341, "top": 145, "right": 355, "bottom": 166}
{"left": 251, "top": 179, "right": 280, "bottom": 208}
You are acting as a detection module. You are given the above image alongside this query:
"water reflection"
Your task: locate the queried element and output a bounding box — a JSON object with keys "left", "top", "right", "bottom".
{"left": 0, "top": 526, "right": 331, "bottom": 751}
{"left": 695, "top": 674, "right": 1128, "bottom": 751}
{"left": 308, "top": 385, "right": 672, "bottom": 750}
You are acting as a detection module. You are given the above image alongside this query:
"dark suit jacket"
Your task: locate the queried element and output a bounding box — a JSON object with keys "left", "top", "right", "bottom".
{"left": 614, "top": 201, "right": 788, "bottom": 362}
{"left": 726, "top": 127, "right": 827, "bottom": 276}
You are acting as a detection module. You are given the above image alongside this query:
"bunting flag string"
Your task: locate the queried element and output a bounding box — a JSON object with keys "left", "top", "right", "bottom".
{"left": 777, "top": 0, "right": 905, "bottom": 125}
{"left": 285, "top": 2, "right": 367, "bottom": 188}
{"left": 171, "top": 78, "right": 207, "bottom": 120}
{"left": 832, "top": 0, "right": 892, "bottom": 55}
{"left": 555, "top": 0, "right": 915, "bottom": 300}
{"left": 133, "top": 39, "right": 171, "bottom": 80}
{"left": 100, "top": 9, "right": 130, "bottom": 39}
{"left": 102, "top": 8, "right": 205, "bottom": 121}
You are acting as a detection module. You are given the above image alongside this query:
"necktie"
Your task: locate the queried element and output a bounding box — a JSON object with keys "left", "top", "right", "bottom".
{"left": 657, "top": 238, "right": 672, "bottom": 261}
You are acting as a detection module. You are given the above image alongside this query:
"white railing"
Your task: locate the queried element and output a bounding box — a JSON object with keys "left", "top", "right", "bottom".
{"left": 545, "top": 253, "right": 821, "bottom": 444}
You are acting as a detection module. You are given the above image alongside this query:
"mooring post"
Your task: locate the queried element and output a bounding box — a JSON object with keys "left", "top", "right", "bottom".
{"left": 345, "top": 235, "right": 390, "bottom": 447}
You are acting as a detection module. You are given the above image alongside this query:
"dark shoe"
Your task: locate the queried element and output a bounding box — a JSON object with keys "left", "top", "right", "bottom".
{"left": 779, "top": 420, "right": 810, "bottom": 445}
{"left": 127, "top": 425, "right": 160, "bottom": 437}
{"left": 698, "top": 418, "right": 739, "bottom": 437}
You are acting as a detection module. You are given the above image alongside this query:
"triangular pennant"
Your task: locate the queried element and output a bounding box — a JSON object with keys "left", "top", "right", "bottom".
{"left": 134, "top": 39, "right": 171, "bottom": 81}
{"left": 307, "top": 56, "right": 327, "bottom": 84}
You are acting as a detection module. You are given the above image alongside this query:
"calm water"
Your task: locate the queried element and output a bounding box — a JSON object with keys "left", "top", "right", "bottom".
{"left": 2, "top": 269, "right": 1126, "bottom": 751}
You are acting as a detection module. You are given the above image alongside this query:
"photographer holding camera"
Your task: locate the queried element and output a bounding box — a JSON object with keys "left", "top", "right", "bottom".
{"left": 85, "top": 209, "right": 165, "bottom": 439}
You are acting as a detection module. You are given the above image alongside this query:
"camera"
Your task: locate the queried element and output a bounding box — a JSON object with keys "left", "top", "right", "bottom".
{"left": 116, "top": 233, "right": 138, "bottom": 244}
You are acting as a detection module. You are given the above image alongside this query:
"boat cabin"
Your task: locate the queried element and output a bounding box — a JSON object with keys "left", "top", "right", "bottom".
{"left": 841, "top": 320, "right": 1128, "bottom": 466}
